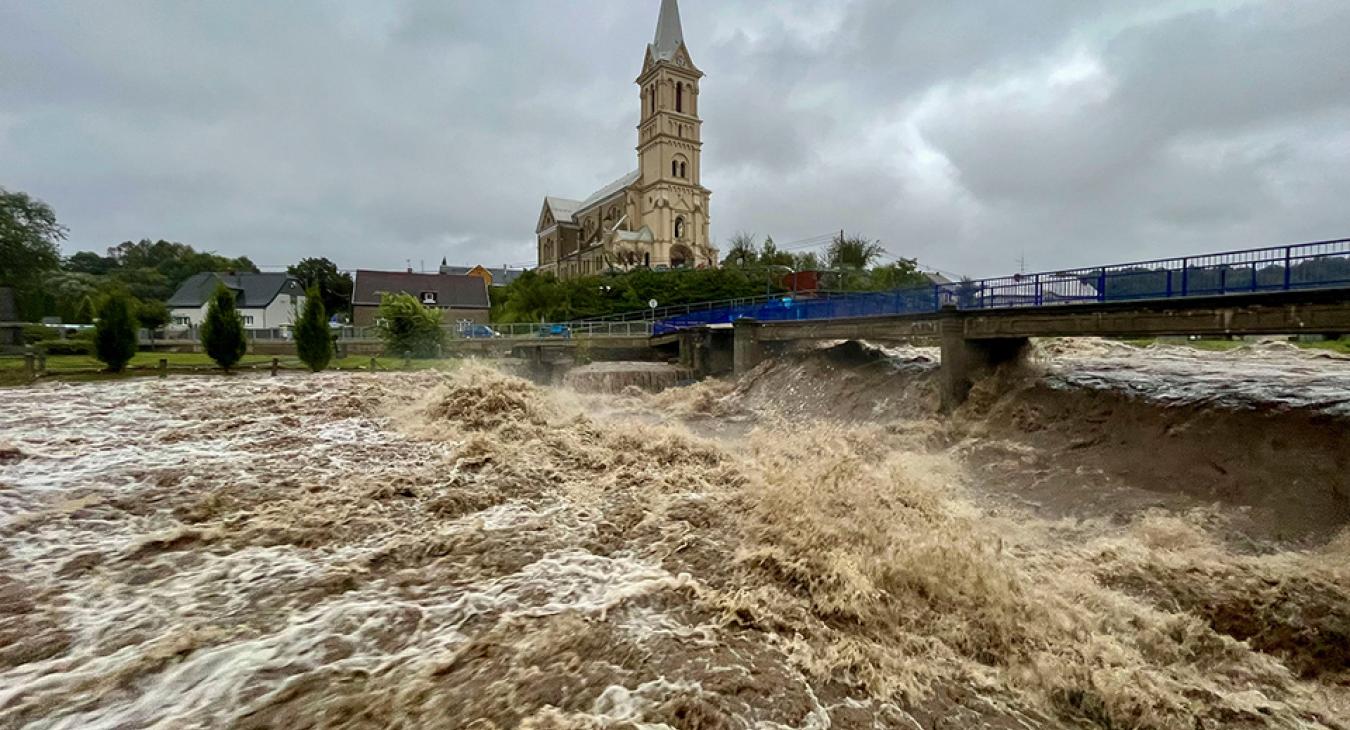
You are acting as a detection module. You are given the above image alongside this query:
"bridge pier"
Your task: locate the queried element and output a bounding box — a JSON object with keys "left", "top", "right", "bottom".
{"left": 940, "top": 319, "right": 1029, "bottom": 411}
{"left": 679, "top": 326, "right": 735, "bottom": 378}
{"left": 734, "top": 319, "right": 772, "bottom": 375}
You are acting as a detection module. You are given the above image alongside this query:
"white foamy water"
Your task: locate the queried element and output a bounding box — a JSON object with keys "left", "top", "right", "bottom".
{"left": 2, "top": 360, "right": 1347, "bottom": 729}
{"left": 0, "top": 375, "right": 720, "bottom": 729}
{"left": 1037, "top": 340, "right": 1350, "bottom": 415}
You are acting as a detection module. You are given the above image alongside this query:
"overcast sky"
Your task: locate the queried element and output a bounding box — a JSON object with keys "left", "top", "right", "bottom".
{"left": 3, "top": 0, "right": 1348, "bottom": 277}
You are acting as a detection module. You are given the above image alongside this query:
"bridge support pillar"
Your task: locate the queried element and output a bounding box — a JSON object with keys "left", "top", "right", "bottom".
{"left": 733, "top": 320, "right": 766, "bottom": 375}
{"left": 681, "top": 326, "right": 735, "bottom": 378}
{"left": 941, "top": 317, "right": 1028, "bottom": 411}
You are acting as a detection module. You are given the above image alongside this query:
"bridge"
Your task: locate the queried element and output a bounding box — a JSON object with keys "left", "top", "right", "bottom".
{"left": 641, "top": 238, "right": 1350, "bottom": 409}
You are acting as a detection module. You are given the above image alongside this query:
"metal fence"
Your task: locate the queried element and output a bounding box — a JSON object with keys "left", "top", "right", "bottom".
{"left": 159, "top": 320, "right": 654, "bottom": 344}
{"left": 651, "top": 237, "right": 1350, "bottom": 335}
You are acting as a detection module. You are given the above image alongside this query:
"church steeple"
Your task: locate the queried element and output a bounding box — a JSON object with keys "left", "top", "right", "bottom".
{"left": 634, "top": 0, "right": 712, "bottom": 268}
{"left": 651, "top": 0, "right": 684, "bottom": 61}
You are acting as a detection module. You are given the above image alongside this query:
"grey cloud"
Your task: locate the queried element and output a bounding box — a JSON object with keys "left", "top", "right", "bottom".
{"left": 2, "top": 0, "right": 1348, "bottom": 276}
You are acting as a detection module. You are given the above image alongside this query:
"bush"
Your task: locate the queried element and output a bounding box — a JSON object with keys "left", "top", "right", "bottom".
{"left": 200, "top": 285, "right": 247, "bottom": 371}
{"left": 94, "top": 294, "right": 139, "bottom": 372}
{"left": 137, "top": 300, "right": 171, "bottom": 332}
{"left": 376, "top": 292, "right": 444, "bottom": 358}
{"left": 294, "top": 286, "right": 332, "bottom": 372}
{"left": 22, "top": 324, "right": 58, "bottom": 344}
{"left": 40, "top": 339, "right": 92, "bottom": 356}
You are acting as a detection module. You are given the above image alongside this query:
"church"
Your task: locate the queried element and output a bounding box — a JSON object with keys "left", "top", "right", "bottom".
{"left": 535, "top": 0, "right": 716, "bottom": 280}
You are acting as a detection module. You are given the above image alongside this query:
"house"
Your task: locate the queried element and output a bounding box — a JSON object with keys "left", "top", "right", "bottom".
{"left": 350, "top": 270, "right": 491, "bottom": 327}
{"left": 436, "top": 260, "right": 525, "bottom": 288}
{"left": 167, "top": 272, "right": 305, "bottom": 329}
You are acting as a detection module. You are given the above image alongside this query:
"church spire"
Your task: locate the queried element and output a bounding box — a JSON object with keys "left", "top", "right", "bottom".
{"left": 651, "top": 0, "right": 684, "bottom": 61}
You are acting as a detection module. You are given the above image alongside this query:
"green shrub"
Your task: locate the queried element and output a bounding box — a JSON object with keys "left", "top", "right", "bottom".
{"left": 40, "top": 339, "right": 92, "bottom": 356}
{"left": 376, "top": 292, "right": 443, "bottom": 358}
{"left": 294, "top": 286, "right": 332, "bottom": 372}
{"left": 22, "top": 324, "right": 58, "bottom": 344}
{"left": 94, "top": 294, "right": 138, "bottom": 372}
{"left": 137, "top": 300, "right": 171, "bottom": 332}
{"left": 200, "top": 285, "right": 247, "bottom": 371}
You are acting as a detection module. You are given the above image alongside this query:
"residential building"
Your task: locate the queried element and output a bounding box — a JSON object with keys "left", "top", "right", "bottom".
{"left": 350, "top": 270, "right": 491, "bottom": 327}
{"left": 436, "top": 260, "right": 525, "bottom": 288}
{"left": 535, "top": 0, "right": 716, "bottom": 280}
{"left": 167, "top": 272, "right": 305, "bottom": 329}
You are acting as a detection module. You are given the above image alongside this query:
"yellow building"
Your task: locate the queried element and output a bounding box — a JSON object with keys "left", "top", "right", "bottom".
{"left": 536, "top": 0, "right": 716, "bottom": 280}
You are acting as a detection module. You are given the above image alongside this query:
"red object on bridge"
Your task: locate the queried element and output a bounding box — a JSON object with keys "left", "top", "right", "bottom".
{"left": 780, "top": 271, "right": 823, "bottom": 293}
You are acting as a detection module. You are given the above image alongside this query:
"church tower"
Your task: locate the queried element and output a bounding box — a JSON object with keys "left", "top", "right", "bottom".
{"left": 635, "top": 0, "right": 713, "bottom": 269}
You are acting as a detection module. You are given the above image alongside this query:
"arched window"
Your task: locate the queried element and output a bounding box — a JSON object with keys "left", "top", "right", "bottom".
{"left": 649, "top": 86, "right": 656, "bottom": 114}
{"left": 676, "top": 83, "right": 683, "bottom": 113}
{"left": 674, "top": 217, "right": 685, "bottom": 239}
{"left": 679, "top": 162, "right": 687, "bottom": 178}
{"left": 672, "top": 160, "right": 679, "bottom": 177}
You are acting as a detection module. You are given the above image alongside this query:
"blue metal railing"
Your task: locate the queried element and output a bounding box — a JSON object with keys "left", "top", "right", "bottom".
{"left": 651, "top": 237, "right": 1350, "bottom": 335}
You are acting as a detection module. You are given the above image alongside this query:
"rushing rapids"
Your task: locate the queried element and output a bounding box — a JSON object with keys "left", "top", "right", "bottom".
{"left": 1, "top": 341, "right": 1348, "bottom": 729}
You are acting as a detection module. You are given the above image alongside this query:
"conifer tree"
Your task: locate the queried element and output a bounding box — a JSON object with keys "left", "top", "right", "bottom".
{"left": 294, "top": 286, "right": 333, "bottom": 372}
{"left": 94, "top": 293, "right": 137, "bottom": 372}
{"left": 200, "top": 284, "right": 247, "bottom": 371}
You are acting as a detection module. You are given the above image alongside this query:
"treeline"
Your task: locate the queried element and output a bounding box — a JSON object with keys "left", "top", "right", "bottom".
{"left": 492, "top": 268, "right": 775, "bottom": 322}
{"left": 1, "top": 186, "right": 352, "bottom": 325}
{"left": 492, "top": 231, "right": 934, "bottom": 323}
{"left": 720, "top": 231, "right": 931, "bottom": 293}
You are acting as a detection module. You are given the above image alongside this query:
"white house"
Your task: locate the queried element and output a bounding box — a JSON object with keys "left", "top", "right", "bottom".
{"left": 167, "top": 272, "right": 306, "bottom": 329}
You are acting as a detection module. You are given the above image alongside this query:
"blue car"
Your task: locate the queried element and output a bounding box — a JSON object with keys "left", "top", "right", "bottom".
{"left": 459, "top": 324, "right": 500, "bottom": 339}
{"left": 537, "top": 324, "right": 572, "bottom": 339}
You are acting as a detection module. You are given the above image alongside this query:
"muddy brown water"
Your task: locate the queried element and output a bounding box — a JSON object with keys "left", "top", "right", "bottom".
{"left": 0, "top": 342, "right": 1348, "bottom": 729}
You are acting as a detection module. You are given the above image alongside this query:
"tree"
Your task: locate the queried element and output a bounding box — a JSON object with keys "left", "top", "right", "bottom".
{"left": 759, "top": 236, "right": 795, "bottom": 268}
{"left": 66, "top": 251, "right": 116, "bottom": 275}
{"left": 94, "top": 294, "right": 138, "bottom": 373}
{"left": 826, "top": 233, "right": 886, "bottom": 270}
{"left": 288, "top": 257, "right": 353, "bottom": 318}
{"left": 200, "top": 285, "right": 247, "bottom": 371}
{"left": 376, "top": 292, "right": 444, "bottom": 358}
{"left": 137, "top": 299, "right": 170, "bottom": 346}
{"left": 1, "top": 187, "right": 66, "bottom": 319}
{"left": 137, "top": 299, "right": 171, "bottom": 331}
{"left": 721, "top": 231, "right": 759, "bottom": 268}
{"left": 294, "top": 286, "right": 333, "bottom": 372}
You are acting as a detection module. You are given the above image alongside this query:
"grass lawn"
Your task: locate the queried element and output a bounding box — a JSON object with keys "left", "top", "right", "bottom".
{"left": 0, "top": 351, "right": 463, "bottom": 385}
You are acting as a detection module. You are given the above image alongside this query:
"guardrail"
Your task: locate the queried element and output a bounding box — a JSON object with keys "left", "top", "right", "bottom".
{"left": 651, "top": 237, "right": 1350, "bottom": 335}
{"left": 153, "top": 320, "right": 654, "bottom": 343}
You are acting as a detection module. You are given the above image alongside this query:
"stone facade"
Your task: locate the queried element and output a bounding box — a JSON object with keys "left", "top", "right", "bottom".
{"left": 536, "top": 0, "right": 716, "bottom": 280}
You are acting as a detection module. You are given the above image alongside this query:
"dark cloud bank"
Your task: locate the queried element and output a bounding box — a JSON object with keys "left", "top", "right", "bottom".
{"left": 2, "top": 0, "right": 1347, "bottom": 276}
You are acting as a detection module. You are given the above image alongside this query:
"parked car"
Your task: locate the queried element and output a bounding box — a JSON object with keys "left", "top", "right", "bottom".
{"left": 459, "top": 324, "right": 501, "bottom": 339}
{"left": 537, "top": 324, "right": 572, "bottom": 339}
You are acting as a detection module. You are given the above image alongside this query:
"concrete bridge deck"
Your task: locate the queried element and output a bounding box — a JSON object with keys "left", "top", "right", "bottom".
{"left": 696, "top": 288, "right": 1350, "bottom": 409}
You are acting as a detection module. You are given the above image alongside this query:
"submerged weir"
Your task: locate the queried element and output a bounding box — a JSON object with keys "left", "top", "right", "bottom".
{"left": 0, "top": 342, "right": 1348, "bottom": 729}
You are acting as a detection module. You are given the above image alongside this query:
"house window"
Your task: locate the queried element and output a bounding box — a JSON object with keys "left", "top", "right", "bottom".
{"left": 243, "top": 315, "right": 255, "bottom": 326}
{"left": 420, "top": 291, "right": 438, "bottom": 305}
{"left": 173, "top": 316, "right": 190, "bottom": 326}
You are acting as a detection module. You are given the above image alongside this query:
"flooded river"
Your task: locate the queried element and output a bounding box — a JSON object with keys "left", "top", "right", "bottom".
{"left": 1, "top": 342, "right": 1348, "bottom": 729}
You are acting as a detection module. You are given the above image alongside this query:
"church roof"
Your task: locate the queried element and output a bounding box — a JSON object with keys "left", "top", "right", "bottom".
{"left": 577, "top": 169, "right": 640, "bottom": 213}
{"left": 544, "top": 197, "right": 582, "bottom": 223}
{"left": 650, "top": 0, "right": 685, "bottom": 62}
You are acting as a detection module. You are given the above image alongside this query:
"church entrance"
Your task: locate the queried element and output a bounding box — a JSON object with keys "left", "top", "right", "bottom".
{"left": 670, "top": 244, "right": 693, "bottom": 269}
